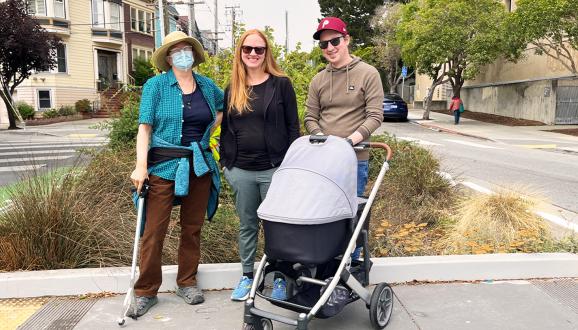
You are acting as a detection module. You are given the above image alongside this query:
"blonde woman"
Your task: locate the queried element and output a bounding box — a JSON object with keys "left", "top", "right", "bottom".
{"left": 220, "top": 29, "right": 300, "bottom": 301}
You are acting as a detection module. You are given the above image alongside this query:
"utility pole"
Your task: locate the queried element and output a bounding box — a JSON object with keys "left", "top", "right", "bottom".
{"left": 285, "top": 10, "right": 288, "bottom": 54}
{"left": 225, "top": 4, "right": 241, "bottom": 48}
{"left": 158, "top": 0, "right": 166, "bottom": 40}
{"left": 214, "top": 0, "right": 218, "bottom": 54}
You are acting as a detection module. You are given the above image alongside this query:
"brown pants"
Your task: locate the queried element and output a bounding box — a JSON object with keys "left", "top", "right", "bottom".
{"left": 134, "top": 173, "right": 211, "bottom": 297}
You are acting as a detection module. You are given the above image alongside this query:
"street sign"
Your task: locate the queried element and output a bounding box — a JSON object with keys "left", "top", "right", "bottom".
{"left": 401, "top": 66, "right": 408, "bottom": 78}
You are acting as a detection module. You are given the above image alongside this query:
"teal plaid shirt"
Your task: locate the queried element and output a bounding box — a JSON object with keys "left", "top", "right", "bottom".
{"left": 139, "top": 69, "right": 224, "bottom": 180}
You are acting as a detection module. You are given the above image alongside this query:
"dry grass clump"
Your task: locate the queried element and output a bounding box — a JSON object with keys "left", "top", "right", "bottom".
{"left": 0, "top": 147, "right": 242, "bottom": 272}
{"left": 445, "top": 189, "right": 551, "bottom": 254}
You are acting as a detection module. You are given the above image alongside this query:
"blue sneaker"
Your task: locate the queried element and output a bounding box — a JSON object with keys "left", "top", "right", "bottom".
{"left": 271, "top": 278, "right": 287, "bottom": 301}
{"left": 231, "top": 276, "right": 253, "bottom": 301}
{"left": 351, "top": 246, "right": 362, "bottom": 260}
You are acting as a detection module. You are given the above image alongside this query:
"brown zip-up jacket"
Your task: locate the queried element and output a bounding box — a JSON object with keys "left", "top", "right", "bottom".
{"left": 304, "top": 56, "right": 384, "bottom": 160}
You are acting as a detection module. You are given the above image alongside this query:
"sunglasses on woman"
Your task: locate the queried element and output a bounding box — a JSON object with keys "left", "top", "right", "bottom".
{"left": 241, "top": 45, "right": 267, "bottom": 55}
{"left": 319, "top": 36, "right": 344, "bottom": 50}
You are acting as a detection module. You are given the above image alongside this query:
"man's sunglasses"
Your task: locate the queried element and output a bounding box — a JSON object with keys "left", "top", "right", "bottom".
{"left": 241, "top": 46, "right": 267, "bottom": 55}
{"left": 319, "top": 36, "right": 344, "bottom": 49}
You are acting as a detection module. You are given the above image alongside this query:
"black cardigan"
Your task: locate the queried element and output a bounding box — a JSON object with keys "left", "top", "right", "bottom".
{"left": 220, "top": 75, "right": 301, "bottom": 169}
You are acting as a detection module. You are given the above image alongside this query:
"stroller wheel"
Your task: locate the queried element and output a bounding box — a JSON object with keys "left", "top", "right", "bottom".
{"left": 242, "top": 318, "right": 273, "bottom": 330}
{"left": 369, "top": 283, "right": 394, "bottom": 329}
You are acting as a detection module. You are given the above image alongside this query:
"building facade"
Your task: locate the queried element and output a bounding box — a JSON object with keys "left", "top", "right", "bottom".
{"left": 123, "top": 0, "right": 155, "bottom": 82}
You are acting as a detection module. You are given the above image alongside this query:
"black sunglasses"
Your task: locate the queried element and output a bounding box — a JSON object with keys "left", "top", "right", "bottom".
{"left": 319, "top": 36, "right": 344, "bottom": 49}
{"left": 241, "top": 45, "right": 267, "bottom": 55}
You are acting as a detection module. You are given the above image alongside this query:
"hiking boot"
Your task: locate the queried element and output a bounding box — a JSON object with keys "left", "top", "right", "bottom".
{"left": 271, "top": 278, "right": 287, "bottom": 301}
{"left": 128, "top": 295, "right": 158, "bottom": 318}
{"left": 176, "top": 286, "right": 204, "bottom": 305}
{"left": 231, "top": 276, "right": 253, "bottom": 301}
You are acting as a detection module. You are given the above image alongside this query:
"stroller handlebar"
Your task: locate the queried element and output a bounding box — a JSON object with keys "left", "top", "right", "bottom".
{"left": 308, "top": 135, "right": 393, "bottom": 161}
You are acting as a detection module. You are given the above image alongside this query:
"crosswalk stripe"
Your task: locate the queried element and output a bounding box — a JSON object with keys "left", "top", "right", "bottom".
{"left": 0, "top": 164, "right": 46, "bottom": 172}
{"left": 515, "top": 144, "right": 557, "bottom": 149}
{"left": 398, "top": 137, "right": 442, "bottom": 146}
{"left": 445, "top": 139, "right": 503, "bottom": 149}
{"left": 0, "top": 149, "right": 78, "bottom": 157}
{"left": 0, "top": 156, "right": 74, "bottom": 164}
{"left": 0, "top": 144, "right": 102, "bottom": 151}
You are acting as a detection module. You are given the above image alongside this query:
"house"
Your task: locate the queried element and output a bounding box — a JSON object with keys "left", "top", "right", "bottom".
{"left": 123, "top": 0, "right": 155, "bottom": 83}
{"left": 155, "top": 4, "right": 179, "bottom": 48}
{"left": 8, "top": 0, "right": 128, "bottom": 118}
{"left": 414, "top": 0, "right": 578, "bottom": 124}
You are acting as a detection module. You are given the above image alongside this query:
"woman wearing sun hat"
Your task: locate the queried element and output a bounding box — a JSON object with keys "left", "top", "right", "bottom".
{"left": 129, "top": 31, "right": 224, "bottom": 317}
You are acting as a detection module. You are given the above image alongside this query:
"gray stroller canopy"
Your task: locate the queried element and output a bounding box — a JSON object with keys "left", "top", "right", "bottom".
{"left": 257, "top": 136, "right": 359, "bottom": 225}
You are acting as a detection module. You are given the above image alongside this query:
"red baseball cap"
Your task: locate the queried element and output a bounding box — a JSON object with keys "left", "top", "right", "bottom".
{"left": 313, "top": 17, "right": 348, "bottom": 40}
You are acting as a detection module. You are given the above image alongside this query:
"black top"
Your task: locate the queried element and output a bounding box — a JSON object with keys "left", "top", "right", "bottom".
{"left": 181, "top": 88, "right": 212, "bottom": 146}
{"left": 220, "top": 75, "right": 301, "bottom": 170}
{"left": 232, "top": 79, "right": 271, "bottom": 170}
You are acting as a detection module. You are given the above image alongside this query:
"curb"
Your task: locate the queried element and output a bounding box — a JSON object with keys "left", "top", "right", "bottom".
{"left": 412, "top": 120, "right": 494, "bottom": 142}
{"left": 1, "top": 253, "right": 577, "bottom": 298}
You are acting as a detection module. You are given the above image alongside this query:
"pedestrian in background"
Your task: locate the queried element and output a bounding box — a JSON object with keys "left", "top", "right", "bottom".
{"left": 129, "top": 31, "right": 224, "bottom": 317}
{"left": 449, "top": 96, "right": 463, "bottom": 124}
{"left": 220, "top": 29, "right": 300, "bottom": 302}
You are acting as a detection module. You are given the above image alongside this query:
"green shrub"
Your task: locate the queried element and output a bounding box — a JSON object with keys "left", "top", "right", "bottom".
{"left": 95, "top": 96, "right": 140, "bottom": 150}
{"left": 132, "top": 57, "right": 155, "bottom": 86}
{"left": 42, "top": 109, "right": 60, "bottom": 119}
{"left": 16, "top": 102, "right": 35, "bottom": 120}
{"left": 58, "top": 105, "right": 77, "bottom": 116}
{"left": 75, "top": 99, "right": 92, "bottom": 113}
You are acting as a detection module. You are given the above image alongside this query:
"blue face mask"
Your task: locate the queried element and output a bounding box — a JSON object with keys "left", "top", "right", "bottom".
{"left": 171, "top": 50, "right": 194, "bottom": 71}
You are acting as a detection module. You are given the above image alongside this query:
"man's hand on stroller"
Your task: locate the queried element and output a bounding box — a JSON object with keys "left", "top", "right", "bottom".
{"left": 347, "top": 131, "right": 364, "bottom": 145}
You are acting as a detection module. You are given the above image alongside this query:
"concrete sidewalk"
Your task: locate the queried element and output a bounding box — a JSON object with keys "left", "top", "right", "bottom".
{"left": 14, "top": 279, "right": 578, "bottom": 330}
{"left": 0, "top": 118, "right": 109, "bottom": 139}
{"left": 408, "top": 110, "right": 578, "bottom": 153}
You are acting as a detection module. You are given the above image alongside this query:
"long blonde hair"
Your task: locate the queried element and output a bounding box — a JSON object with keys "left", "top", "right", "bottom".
{"left": 228, "top": 29, "right": 286, "bottom": 114}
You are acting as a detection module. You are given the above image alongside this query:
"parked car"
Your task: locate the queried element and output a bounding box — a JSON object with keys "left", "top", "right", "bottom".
{"left": 382, "top": 93, "right": 408, "bottom": 121}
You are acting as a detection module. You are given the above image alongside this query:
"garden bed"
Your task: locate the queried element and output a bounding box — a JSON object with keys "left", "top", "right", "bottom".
{"left": 24, "top": 113, "right": 92, "bottom": 126}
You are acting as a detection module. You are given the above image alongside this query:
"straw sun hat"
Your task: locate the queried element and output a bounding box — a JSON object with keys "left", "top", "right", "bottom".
{"left": 152, "top": 31, "right": 206, "bottom": 72}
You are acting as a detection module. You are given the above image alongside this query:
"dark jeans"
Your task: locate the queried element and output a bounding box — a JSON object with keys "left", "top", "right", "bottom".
{"left": 454, "top": 110, "right": 461, "bottom": 124}
{"left": 357, "top": 160, "right": 369, "bottom": 197}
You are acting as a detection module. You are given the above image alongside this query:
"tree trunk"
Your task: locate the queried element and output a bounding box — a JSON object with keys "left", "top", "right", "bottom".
{"left": 422, "top": 86, "right": 436, "bottom": 120}
{"left": 452, "top": 77, "right": 464, "bottom": 98}
{"left": 0, "top": 86, "right": 18, "bottom": 129}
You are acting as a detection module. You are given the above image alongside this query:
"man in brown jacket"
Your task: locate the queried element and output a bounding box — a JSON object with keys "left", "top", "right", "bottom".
{"left": 305, "top": 17, "right": 384, "bottom": 198}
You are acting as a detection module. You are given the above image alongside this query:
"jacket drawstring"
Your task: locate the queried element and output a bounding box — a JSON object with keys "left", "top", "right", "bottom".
{"left": 346, "top": 64, "right": 350, "bottom": 94}
{"left": 330, "top": 70, "right": 333, "bottom": 103}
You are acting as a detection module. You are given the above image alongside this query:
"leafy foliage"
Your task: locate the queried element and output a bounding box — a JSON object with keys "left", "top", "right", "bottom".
{"left": 132, "top": 57, "right": 156, "bottom": 86}
{"left": 0, "top": 0, "right": 60, "bottom": 128}
{"left": 317, "top": 0, "right": 384, "bottom": 48}
{"left": 397, "top": 0, "right": 512, "bottom": 118}
{"left": 510, "top": 0, "right": 578, "bottom": 74}
{"left": 16, "top": 101, "right": 34, "bottom": 120}
{"left": 75, "top": 99, "right": 92, "bottom": 113}
{"left": 58, "top": 105, "right": 76, "bottom": 117}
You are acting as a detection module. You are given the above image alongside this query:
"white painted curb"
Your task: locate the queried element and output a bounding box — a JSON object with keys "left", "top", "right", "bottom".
{"left": 1, "top": 253, "right": 577, "bottom": 298}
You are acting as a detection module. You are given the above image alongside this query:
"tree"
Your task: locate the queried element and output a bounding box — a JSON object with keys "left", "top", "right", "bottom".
{"left": 372, "top": 3, "right": 414, "bottom": 94}
{"left": 510, "top": 0, "right": 578, "bottom": 74}
{"left": 318, "top": 0, "right": 384, "bottom": 48}
{"left": 397, "top": 0, "right": 511, "bottom": 119}
{"left": 132, "top": 57, "right": 155, "bottom": 86}
{"left": 0, "top": 0, "right": 60, "bottom": 129}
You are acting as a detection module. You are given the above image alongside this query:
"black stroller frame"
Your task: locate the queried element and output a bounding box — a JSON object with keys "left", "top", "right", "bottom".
{"left": 243, "top": 136, "right": 394, "bottom": 330}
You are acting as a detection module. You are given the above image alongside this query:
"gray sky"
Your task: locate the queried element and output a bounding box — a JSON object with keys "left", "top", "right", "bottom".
{"left": 177, "top": 1, "right": 321, "bottom": 51}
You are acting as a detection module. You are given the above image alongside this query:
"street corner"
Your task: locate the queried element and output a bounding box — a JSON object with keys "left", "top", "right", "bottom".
{"left": 0, "top": 297, "right": 50, "bottom": 330}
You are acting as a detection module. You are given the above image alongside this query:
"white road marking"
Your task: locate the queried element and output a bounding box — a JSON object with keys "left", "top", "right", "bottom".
{"left": 445, "top": 139, "right": 503, "bottom": 149}
{"left": 0, "top": 156, "right": 74, "bottom": 164}
{"left": 0, "top": 144, "right": 102, "bottom": 151}
{"left": 535, "top": 211, "right": 578, "bottom": 233}
{"left": 461, "top": 181, "right": 493, "bottom": 194}
{"left": 0, "top": 149, "right": 78, "bottom": 157}
{"left": 398, "top": 137, "right": 442, "bottom": 146}
{"left": 0, "top": 164, "right": 46, "bottom": 172}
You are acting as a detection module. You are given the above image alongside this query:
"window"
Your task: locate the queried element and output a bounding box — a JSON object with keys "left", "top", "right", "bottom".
{"left": 131, "top": 47, "right": 152, "bottom": 70}
{"left": 53, "top": 0, "right": 65, "bottom": 18}
{"left": 131, "top": 7, "right": 153, "bottom": 35}
{"left": 28, "top": 0, "right": 47, "bottom": 16}
{"left": 56, "top": 44, "right": 66, "bottom": 73}
{"left": 109, "top": 2, "right": 121, "bottom": 30}
{"left": 38, "top": 90, "right": 52, "bottom": 109}
{"left": 92, "top": 0, "right": 104, "bottom": 27}
{"left": 131, "top": 8, "right": 137, "bottom": 30}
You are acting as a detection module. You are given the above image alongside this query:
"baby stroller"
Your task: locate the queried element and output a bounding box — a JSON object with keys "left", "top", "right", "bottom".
{"left": 243, "top": 135, "right": 394, "bottom": 330}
